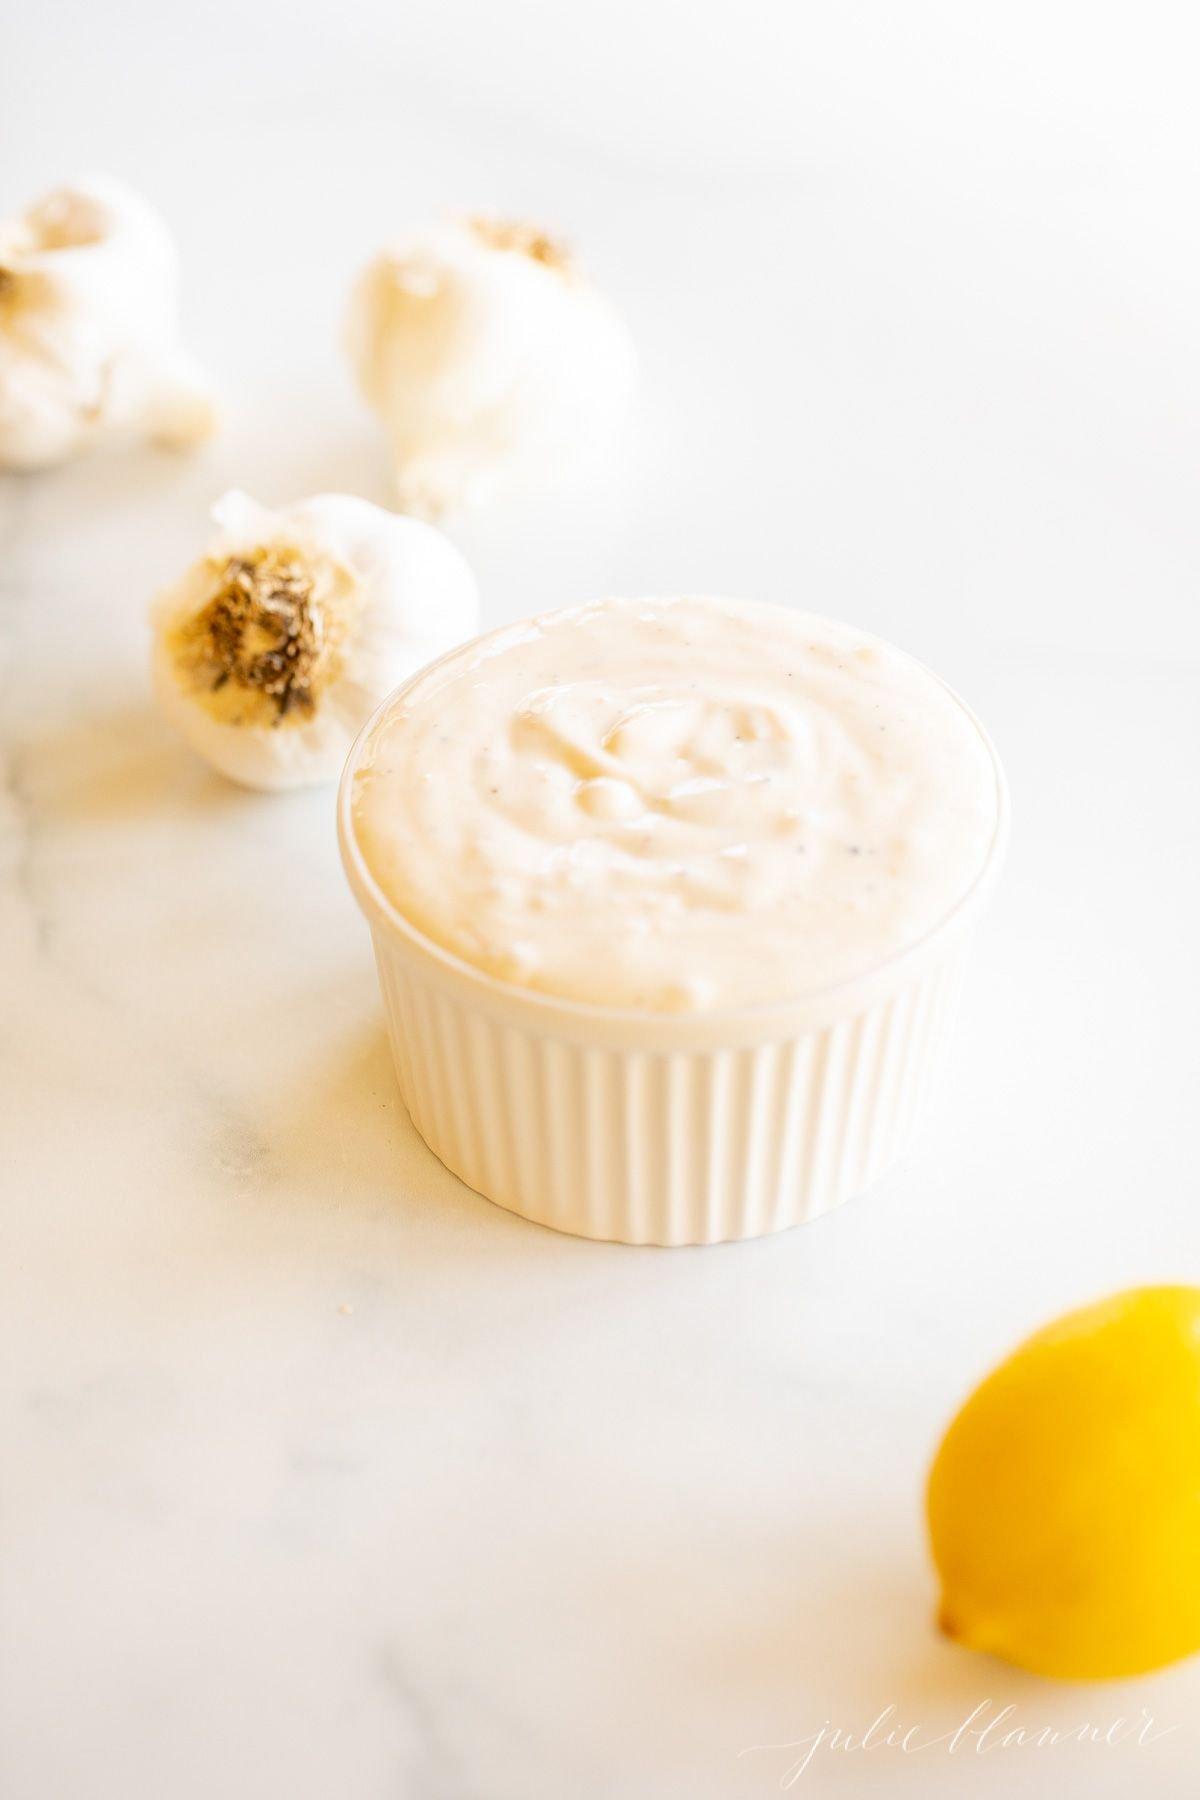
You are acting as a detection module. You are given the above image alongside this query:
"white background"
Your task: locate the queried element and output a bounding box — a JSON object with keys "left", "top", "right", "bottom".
{"left": 3, "top": 3, "right": 1200, "bottom": 1796}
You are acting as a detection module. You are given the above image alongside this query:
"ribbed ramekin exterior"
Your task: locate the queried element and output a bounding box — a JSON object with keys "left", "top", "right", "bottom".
{"left": 369, "top": 926, "right": 972, "bottom": 1245}
{"left": 340, "top": 615, "right": 1009, "bottom": 1247}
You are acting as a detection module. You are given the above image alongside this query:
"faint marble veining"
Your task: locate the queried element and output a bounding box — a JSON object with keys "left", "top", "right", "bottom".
{"left": 374, "top": 1642, "right": 475, "bottom": 1800}
{"left": 2, "top": 477, "right": 69, "bottom": 980}
{"left": 2, "top": 740, "right": 53, "bottom": 959}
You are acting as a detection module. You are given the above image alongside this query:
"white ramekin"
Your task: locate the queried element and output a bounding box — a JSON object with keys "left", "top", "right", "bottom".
{"left": 338, "top": 648, "right": 1009, "bottom": 1247}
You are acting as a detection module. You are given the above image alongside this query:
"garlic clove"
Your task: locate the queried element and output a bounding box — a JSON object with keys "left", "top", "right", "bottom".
{"left": 0, "top": 175, "right": 217, "bottom": 470}
{"left": 151, "top": 491, "right": 479, "bottom": 791}
{"left": 345, "top": 216, "right": 637, "bottom": 517}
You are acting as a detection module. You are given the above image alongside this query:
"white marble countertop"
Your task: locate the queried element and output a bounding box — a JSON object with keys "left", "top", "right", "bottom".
{"left": 4, "top": 7, "right": 1200, "bottom": 1796}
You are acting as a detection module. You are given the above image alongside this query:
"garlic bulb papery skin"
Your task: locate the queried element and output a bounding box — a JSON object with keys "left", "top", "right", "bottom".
{"left": 345, "top": 217, "right": 637, "bottom": 516}
{"left": 151, "top": 491, "right": 480, "bottom": 791}
{"left": 0, "top": 175, "right": 216, "bottom": 470}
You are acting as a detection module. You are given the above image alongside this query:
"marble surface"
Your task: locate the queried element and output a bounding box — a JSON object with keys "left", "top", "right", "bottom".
{"left": 4, "top": 6, "right": 1200, "bottom": 1795}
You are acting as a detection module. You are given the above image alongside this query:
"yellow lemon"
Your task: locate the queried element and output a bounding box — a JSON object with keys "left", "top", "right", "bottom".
{"left": 927, "top": 1285, "right": 1200, "bottom": 1680}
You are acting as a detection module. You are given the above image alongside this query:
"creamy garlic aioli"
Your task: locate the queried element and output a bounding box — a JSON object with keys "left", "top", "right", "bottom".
{"left": 351, "top": 598, "right": 1001, "bottom": 1011}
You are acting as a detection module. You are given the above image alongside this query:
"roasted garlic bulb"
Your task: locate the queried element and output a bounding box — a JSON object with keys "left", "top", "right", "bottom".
{"left": 345, "top": 216, "right": 637, "bottom": 516}
{"left": 0, "top": 175, "right": 216, "bottom": 469}
{"left": 151, "top": 491, "right": 479, "bottom": 790}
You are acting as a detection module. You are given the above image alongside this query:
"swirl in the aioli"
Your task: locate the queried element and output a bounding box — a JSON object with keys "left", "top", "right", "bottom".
{"left": 352, "top": 598, "right": 1001, "bottom": 1010}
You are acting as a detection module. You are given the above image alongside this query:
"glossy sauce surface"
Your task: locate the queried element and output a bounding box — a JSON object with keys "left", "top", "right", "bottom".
{"left": 351, "top": 598, "right": 1001, "bottom": 1010}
